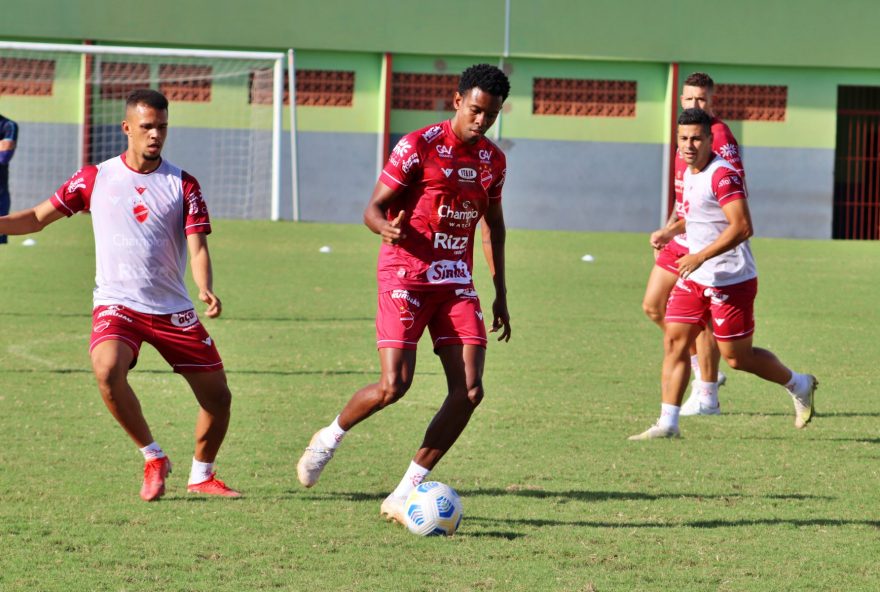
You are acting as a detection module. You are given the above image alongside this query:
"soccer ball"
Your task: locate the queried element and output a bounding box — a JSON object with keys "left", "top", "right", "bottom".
{"left": 404, "top": 481, "right": 463, "bottom": 536}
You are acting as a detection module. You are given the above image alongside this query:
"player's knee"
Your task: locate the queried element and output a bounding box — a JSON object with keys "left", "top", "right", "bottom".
{"left": 722, "top": 352, "right": 747, "bottom": 371}
{"left": 91, "top": 359, "right": 127, "bottom": 391}
{"left": 378, "top": 375, "right": 411, "bottom": 407}
{"left": 466, "top": 384, "right": 484, "bottom": 407}
{"left": 642, "top": 300, "right": 664, "bottom": 323}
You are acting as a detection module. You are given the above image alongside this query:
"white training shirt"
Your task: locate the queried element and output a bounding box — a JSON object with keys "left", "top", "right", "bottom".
{"left": 682, "top": 155, "right": 757, "bottom": 287}
{"left": 50, "top": 154, "right": 212, "bottom": 314}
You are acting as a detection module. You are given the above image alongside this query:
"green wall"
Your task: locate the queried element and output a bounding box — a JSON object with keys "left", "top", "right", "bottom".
{"left": 4, "top": 0, "right": 880, "bottom": 70}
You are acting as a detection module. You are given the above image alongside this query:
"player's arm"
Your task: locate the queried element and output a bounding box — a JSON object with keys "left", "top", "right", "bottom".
{"left": 187, "top": 232, "right": 221, "bottom": 319}
{"left": 363, "top": 180, "right": 406, "bottom": 245}
{"left": 0, "top": 199, "right": 65, "bottom": 235}
{"left": 0, "top": 139, "right": 16, "bottom": 164}
{"left": 676, "top": 199, "right": 753, "bottom": 278}
{"left": 481, "top": 199, "right": 511, "bottom": 342}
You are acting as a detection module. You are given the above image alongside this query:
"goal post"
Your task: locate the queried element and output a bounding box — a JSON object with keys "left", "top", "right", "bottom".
{"left": 0, "top": 41, "right": 291, "bottom": 220}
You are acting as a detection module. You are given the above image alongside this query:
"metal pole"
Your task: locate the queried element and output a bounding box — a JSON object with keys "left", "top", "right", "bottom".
{"left": 288, "top": 49, "right": 300, "bottom": 222}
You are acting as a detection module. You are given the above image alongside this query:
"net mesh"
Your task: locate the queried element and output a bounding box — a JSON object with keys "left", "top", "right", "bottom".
{"left": 0, "top": 46, "right": 280, "bottom": 219}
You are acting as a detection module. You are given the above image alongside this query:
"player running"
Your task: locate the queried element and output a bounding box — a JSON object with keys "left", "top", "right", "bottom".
{"left": 296, "top": 64, "right": 512, "bottom": 524}
{"left": 643, "top": 72, "right": 745, "bottom": 417}
{"left": 0, "top": 90, "right": 239, "bottom": 500}
{"left": 630, "top": 108, "right": 817, "bottom": 440}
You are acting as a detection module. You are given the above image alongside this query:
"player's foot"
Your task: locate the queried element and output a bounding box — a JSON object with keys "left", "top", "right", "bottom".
{"left": 296, "top": 431, "right": 335, "bottom": 488}
{"left": 718, "top": 371, "right": 727, "bottom": 387}
{"left": 187, "top": 473, "right": 241, "bottom": 498}
{"left": 790, "top": 374, "right": 818, "bottom": 429}
{"left": 380, "top": 493, "right": 407, "bottom": 525}
{"left": 680, "top": 392, "right": 721, "bottom": 416}
{"left": 140, "top": 456, "right": 172, "bottom": 502}
{"left": 628, "top": 423, "right": 680, "bottom": 441}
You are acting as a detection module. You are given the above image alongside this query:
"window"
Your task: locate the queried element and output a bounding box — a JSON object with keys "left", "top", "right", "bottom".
{"left": 99, "top": 62, "right": 150, "bottom": 100}
{"left": 713, "top": 84, "right": 787, "bottom": 121}
{"left": 159, "top": 64, "right": 212, "bottom": 102}
{"left": 391, "top": 72, "right": 458, "bottom": 111}
{"left": 533, "top": 78, "right": 636, "bottom": 117}
{"left": 0, "top": 57, "right": 55, "bottom": 96}
{"left": 249, "top": 69, "right": 355, "bottom": 106}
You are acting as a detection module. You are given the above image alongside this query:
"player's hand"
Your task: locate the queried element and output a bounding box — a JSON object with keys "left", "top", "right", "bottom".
{"left": 490, "top": 298, "right": 511, "bottom": 342}
{"left": 381, "top": 210, "right": 406, "bottom": 245}
{"left": 676, "top": 253, "right": 705, "bottom": 279}
{"left": 650, "top": 228, "right": 670, "bottom": 250}
{"left": 200, "top": 290, "right": 222, "bottom": 318}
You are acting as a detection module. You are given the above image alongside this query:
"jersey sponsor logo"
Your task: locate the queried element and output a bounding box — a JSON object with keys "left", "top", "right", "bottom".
{"left": 478, "top": 149, "right": 493, "bottom": 163}
{"left": 112, "top": 233, "right": 169, "bottom": 249}
{"left": 442, "top": 168, "right": 453, "bottom": 178}
{"left": 433, "top": 232, "right": 469, "bottom": 250}
{"left": 714, "top": 318, "right": 726, "bottom": 326}
{"left": 171, "top": 310, "right": 199, "bottom": 328}
{"left": 135, "top": 186, "right": 147, "bottom": 195}
{"left": 392, "top": 138, "right": 412, "bottom": 158}
{"left": 497, "top": 168, "right": 507, "bottom": 188}
{"left": 67, "top": 177, "right": 86, "bottom": 194}
{"left": 436, "top": 145, "right": 453, "bottom": 158}
{"left": 437, "top": 204, "right": 480, "bottom": 223}
{"left": 93, "top": 320, "right": 111, "bottom": 333}
{"left": 202, "top": 336, "right": 213, "bottom": 346}
{"left": 457, "top": 167, "right": 477, "bottom": 182}
{"left": 455, "top": 288, "right": 478, "bottom": 298}
{"left": 427, "top": 259, "right": 472, "bottom": 284}
{"left": 186, "top": 190, "right": 206, "bottom": 216}
{"left": 391, "top": 289, "right": 421, "bottom": 308}
{"left": 475, "top": 310, "right": 484, "bottom": 320}
{"left": 401, "top": 152, "right": 420, "bottom": 174}
{"left": 703, "top": 288, "right": 730, "bottom": 305}
{"left": 97, "top": 305, "right": 133, "bottom": 323}
{"left": 421, "top": 125, "right": 443, "bottom": 143}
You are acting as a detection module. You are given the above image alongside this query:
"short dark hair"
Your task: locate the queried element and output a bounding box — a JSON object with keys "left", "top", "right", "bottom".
{"left": 459, "top": 64, "right": 510, "bottom": 101}
{"left": 678, "top": 108, "right": 713, "bottom": 135}
{"left": 683, "top": 72, "right": 714, "bottom": 91}
{"left": 126, "top": 89, "right": 169, "bottom": 111}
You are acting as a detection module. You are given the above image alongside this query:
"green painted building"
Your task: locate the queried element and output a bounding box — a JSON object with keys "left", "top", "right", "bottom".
{"left": 3, "top": 0, "right": 880, "bottom": 238}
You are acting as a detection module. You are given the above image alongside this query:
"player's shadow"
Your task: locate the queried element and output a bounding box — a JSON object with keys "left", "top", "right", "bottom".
{"left": 733, "top": 410, "right": 880, "bottom": 418}
{"left": 466, "top": 515, "right": 880, "bottom": 530}
{"left": 456, "top": 488, "right": 834, "bottom": 502}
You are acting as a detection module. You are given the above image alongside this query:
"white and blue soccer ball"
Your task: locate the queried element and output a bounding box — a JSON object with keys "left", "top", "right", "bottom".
{"left": 404, "top": 481, "right": 463, "bottom": 536}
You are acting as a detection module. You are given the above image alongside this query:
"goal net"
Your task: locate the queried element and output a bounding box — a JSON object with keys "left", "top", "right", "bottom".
{"left": 0, "top": 41, "right": 287, "bottom": 220}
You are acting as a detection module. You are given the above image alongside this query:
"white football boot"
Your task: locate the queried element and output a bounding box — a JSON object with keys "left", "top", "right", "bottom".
{"left": 789, "top": 374, "right": 818, "bottom": 429}
{"left": 628, "top": 422, "right": 680, "bottom": 441}
{"left": 380, "top": 493, "right": 408, "bottom": 525}
{"left": 296, "top": 431, "right": 335, "bottom": 487}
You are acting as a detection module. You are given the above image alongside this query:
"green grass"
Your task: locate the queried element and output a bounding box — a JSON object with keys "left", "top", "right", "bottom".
{"left": 0, "top": 216, "right": 878, "bottom": 591}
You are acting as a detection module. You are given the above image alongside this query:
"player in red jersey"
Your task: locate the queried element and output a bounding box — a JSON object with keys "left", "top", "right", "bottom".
{"left": 643, "top": 72, "right": 745, "bottom": 417}
{"left": 296, "top": 64, "right": 511, "bottom": 524}
{"left": 630, "top": 109, "right": 817, "bottom": 440}
{"left": 0, "top": 90, "right": 239, "bottom": 500}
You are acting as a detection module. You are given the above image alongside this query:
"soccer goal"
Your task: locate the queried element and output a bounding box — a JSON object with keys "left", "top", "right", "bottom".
{"left": 0, "top": 41, "right": 293, "bottom": 220}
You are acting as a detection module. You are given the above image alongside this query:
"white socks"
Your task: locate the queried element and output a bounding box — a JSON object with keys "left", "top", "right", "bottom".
{"left": 189, "top": 458, "right": 214, "bottom": 485}
{"left": 690, "top": 355, "right": 701, "bottom": 381}
{"left": 318, "top": 416, "right": 347, "bottom": 450}
{"left": 139, "top": 442, "right": 165, "bottom": 460}
{"left": 693, "top": 380, "right": 719, "bottom": 407}
{"left": 391, "top": 461, "right": 430, "bottom": 499}
{"left": 785, "top": 371, "right": 812, "bottom": 397}
{"left": 658, "top": 403, "right": 680, "bottom": 430}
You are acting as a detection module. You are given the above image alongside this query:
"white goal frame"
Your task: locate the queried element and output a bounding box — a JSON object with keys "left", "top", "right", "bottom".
{"left": 0, "top": 40, "right": 292, "bottom": 221}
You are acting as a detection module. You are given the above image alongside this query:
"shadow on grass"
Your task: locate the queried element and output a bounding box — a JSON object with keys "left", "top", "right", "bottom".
{"left": 467, "top": 515, "right": 880, "bottom": 530}
{"left": 734, "top": 411, "right": 880, "bottom": 418}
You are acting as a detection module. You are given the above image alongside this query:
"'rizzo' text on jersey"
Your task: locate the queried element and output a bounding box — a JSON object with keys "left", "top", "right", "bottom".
{"left": 377, "top": 119, "right": 506, "bottom": 291}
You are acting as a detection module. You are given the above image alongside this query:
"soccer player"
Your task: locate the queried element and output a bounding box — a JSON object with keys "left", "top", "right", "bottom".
{"left": 296, "top": 64, "right": 511, "bottom": 524}
{"left": 629, "top": 108, "right": 817, "bottom": 440}
{"left": 0, "top": 90, "right": 240, "bottom": 500}
{"left": 0, "top": 112, "right": 19, "bottom": 245}
{"left": 642, "top": 72, "right": 745, "bottom": 416}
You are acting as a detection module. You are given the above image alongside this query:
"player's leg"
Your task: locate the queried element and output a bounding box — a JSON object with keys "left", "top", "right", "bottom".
{"left": 642, "top": 262, "right": 677, "bottom": 329}
{"left": 0, "top": 189, "right": 9, "bottom": 244}
{"left": 381, "top": 344, "right": 485, "bottom": 524}
{"left": 681, "top": 325, "right": 725, "bottom": 416}
{"left": 717, "top": 337, "right": 817, "bottom": 428}
{"left": 90, "top": 332, "right": 170, "bottom": 502}
{"left": 297, "top": 290, "right": 430, "bottom": 489}
{"left": 630, "top": 279, "right": 705, "bottom": 440}
{"left": 179, "top": 369, "right": 240, "bottom": 497}
{"left": 712, "top": 278, "right": 817, "bottom": 428}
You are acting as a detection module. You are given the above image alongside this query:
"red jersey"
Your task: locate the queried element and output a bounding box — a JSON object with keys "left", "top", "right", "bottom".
{"left": 377, "top": 120, "right": 506, "bottom": 292}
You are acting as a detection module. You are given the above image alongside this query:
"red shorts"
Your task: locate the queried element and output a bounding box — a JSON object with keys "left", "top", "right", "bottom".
{"left": 90, "top": 305, "right": 223, "bottom": 373}
{"left": 376, "top": 288, "right": 487, "bottom": 351}
{"left": 664, "top": 277, "right": 758, "bottom": 342}
{"left": 655, "top": 239, "right": 689, "bottom": 274}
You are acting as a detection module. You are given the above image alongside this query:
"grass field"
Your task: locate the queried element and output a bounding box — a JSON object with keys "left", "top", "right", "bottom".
{"left": 0, "top": 215, "right": 878, "bottom": 591}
